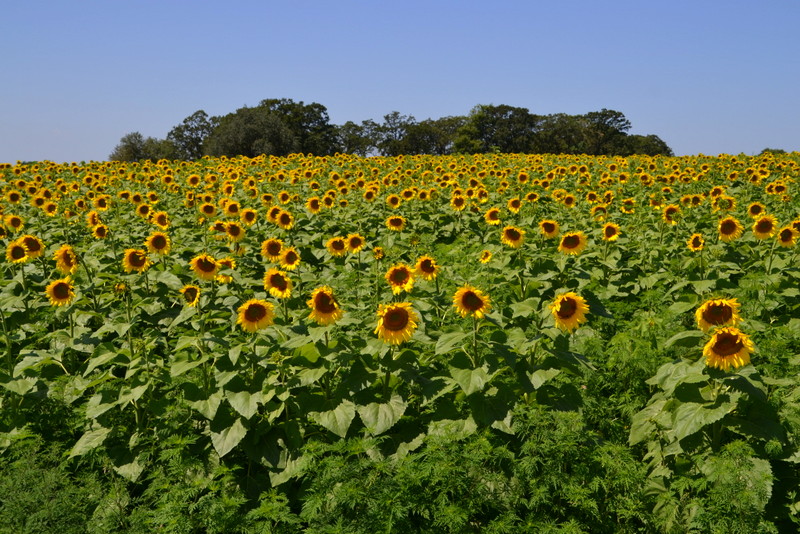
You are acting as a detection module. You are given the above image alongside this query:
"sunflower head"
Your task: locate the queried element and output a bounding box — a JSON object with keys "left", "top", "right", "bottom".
{"left": 373, "top": 246, "right": 385, "bottom": 261}
{"left": 276, "top": 210, "right": 294, "bottom": 230}
{"left": 346, "top": 233, "right": 365, "bottom": 253}
{"left": 280, "top": 247, "right": 301, "bottom": 270}
{"left": 777, "top": 226, "right": 798, "bottom": 248}
{"left": 484, "top": 207, "right": 501, "bottom": 226}
{"left": 225, "top": 222, "right": 245, "bottom": 242}
{"left": 6, "top": 239, "right": 29, "bottom": 264}
{"left": 695, "top": 298, "right": 741, "bottom": 331}
{"left": 54, "top": 244, "right": 79, "bottom": 274}
{"left": 687, "top": 233, "right": 705, "bottom": 252}
{"left": 307, "top": 286, "right": 343, "bottom": 326}
{"left": 374, "top": 302, "right": 418, "bottom": 345}
{"left": 753, "top": 215, "right": 777, "bottom": 239}
{"left": 45, "top": 277, "right": 75, "bottom": 306}
{"left": 92, "top": 224, "right": 109, "bottom": 239}
{"left": 703, "top": 327, "right": 753, "bottom": 371}
{"left": 145, "top": 232, "right": 171, "bottom": 255}
{"left": 501, "top": 225, "right": 525, "bottom": 248}
{"left": 261, "top": 238, "right": 284, "bottom": 262}
{"left": 601, "top": 223, "right": 620, "bottom": 242}
{"left": 190, "top": 253, "right": 219, "bottom": 280}
{"left": 539, "top": 220, "right": 559, "bottom": 238}
{"left": 385, "top": 264, "right": 414, "bottom": 295}
{"left": 326, "top": 236, "right": 348, "bottom": 257}
{"left": 550, "top": 292, "right": 589, "bottom": 332}
{"left": 386, "top": 215, "right": 406, "bottom": 232}
{"left": 558, "top": 232, "right": 587, "bottom": 255}
{"left": 479, "top": 250, "right": 492, "bottom": 264}
{"left": 264, "top": 268, "right": 292, "bottom": 299}
{"left": 237, "top": 299, "right": 275, "bottom": 333}
{"left": 20, "top": 235, "right": 44, "bottom": 258}
{"left": 122, "top": 248, "right": 151, "bottom": 273}
{"left": 180, "top": 284, "right": 201, "bottom": 307}
{"left": 453, "top": 285, "right": 491, "bottom": 319}
{"left": 718, "top": 217, "right": 743, "bottom": 242}
{"left": 414, "top": 255, "right": 439, "bottom": 281}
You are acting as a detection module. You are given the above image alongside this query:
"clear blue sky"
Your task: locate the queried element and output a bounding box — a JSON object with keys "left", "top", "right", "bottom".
{"left": 2, "top": 0, "right": 799, "bottom": 163}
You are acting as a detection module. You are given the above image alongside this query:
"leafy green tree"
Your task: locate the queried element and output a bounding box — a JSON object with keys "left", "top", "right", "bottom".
{"left": 622, "top": 134, "right": 674, "bottom": 156}
{"left": 166, "top": 110, "right": 217, "bottom": 160}
{"left": 534, "top": 113, "right": 592, "bottom": 154}
{"left": 376, "top": 111, "right": 416, "bottom": 156}
{"left": 109, "top": 132, "right": 176, "bottom": 162}
{"left": 335, "top": 121, "right": 376, "bottom": 156}
{"left": 403, "top": 116, "right": 467, "bottom": 155}
{"left": 583, "top": 108, "right": 632, "bottom": 155}
{"left": 453, "top": 104, "right": 542, "bottom": 154}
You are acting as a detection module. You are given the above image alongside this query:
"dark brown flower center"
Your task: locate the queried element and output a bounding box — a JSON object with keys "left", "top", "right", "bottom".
{"left": 462, "top": 291, "right": 484, "bottom": 311}
{"left": 52, "top": 282, "right": 70, "bottom": 299}
{"left": 315, "top": 292, "right": 337, "bottom": 313}
{"left": 562, "top": 235, "right": 580, "bottom": 249}
{"left": 542, "top": 222, "right": 556, "bottom": 234}
{"left": 756, "top": 219, "right": 773, "bottom": 233}
{"left": 384, "top": 308, "right": 409, "bottom": 331}
{"left": 712, "top": 332, "right": 743, "bottom": 357}
{"left": 702, "top": 303, "right": 732, "bottom": 325}
{"left": 151, "top": 235, "right": 167, "bottom": 249}
{"left": 556, "top": 298, "right": 577, "bottom": 319}
{"left": 244, "top": 303, "right": 267, "bottom": 322}
{"left": 390, "top": 268, "right": 410, "bottom": 284}
{"left": 505, "top": 228, "right": 521, "bottom": 241}
{"left": 284, "top": 251, "right": 299, "bottom": 264}
{"left": 270, "top": 273, "right": 288, "bottom": 291}
{"left": 331, "top": 239, "right": 345, "bottom": 251}
{"left": 10, "top": 245, "right": 26, "bottom": 260}
{"left": 266, "top": 241, "right": 281, "bottom": 256}
{"left": 197, "top": 257, "right": 216, "bottom": 272}
{"left": 183, "top": 287, "right": 199, "bottom": 303}
{"left": 720, "top": 220, "right": 737, "bottom": 235}
{"left": 129, "top": 251, "right": 147, "bottom": 267}
{"left": 604, "top": 226, "right": 617, "bottom": 238}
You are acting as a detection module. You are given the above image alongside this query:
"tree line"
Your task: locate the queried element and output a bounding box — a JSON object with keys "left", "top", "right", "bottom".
{"left": 109, "top": 98, "right": 673, "bottom": 161}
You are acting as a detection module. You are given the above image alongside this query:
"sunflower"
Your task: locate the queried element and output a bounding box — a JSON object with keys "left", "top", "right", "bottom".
{"left": 240, "top": 208, "right": 258, "bottom": 226}
{"left": 777, "top": 226, "right": 798, "bottom": 248}
{"left": 307, "top": 286, "right": 343, "bottom": 326}
{"left": 190, "top": 253, "right": 219, "bottom": 281}
{"left": 45, "top": 277, "right": 75, "bottom": 306}
{"left": 18, "top": 234, "right": 44, "bottom": 259}
{"left": 386, "top": 215, "right": 406, "bottom": 232}
{"left": 53, "top": 244, "right": 79, "bottom": 274}
{"left": 484, "top": 207, "right": 501, "bottom": 226}
{"left": 199, "top": 203, "right": 217, "bottom": 217}
{"left": 225, "top": 221, "right": 245, "bottom": 242}
{"left": 661, "top": 204, "right": 680, "bottom": 225}
{"left": 450, "top": 196, "right": 467, "bottom": 211}
{"left": 326, "top": 236, "right": 347, "bottom": 257}
{"left": 374, "top": 302, "right": 418, "bottom": 345}
{"left": 5, "top": 214, "right": 24, "bottom": 232}
{"left": 601, "top": 222, "right": 620, "bottom": 242}
{"left": 145, "top": 231, "right": 171, "bottom": 255}
{"left": 386, "top": 194, "right": 402, "bottom": 209}
{"left": 373, "top": 246, "right": 385, "bottom": 261}
{"left": 264, "top": 268, "right": 292, "bottom": 299}
{"left": 550, "top": 292, "right": 589, "bottom": 332}
{"left": 260, "top": 238, "right": 283, "bottom": 262}
{"left": 122, "top": 248, "right": 151, "bottom": 273}
{"left": 558, "top": 232, "right": 587, "bottom": 255}
{"left": 703, "top": 327, "right": 754, "bottom": 371}
{"left": 718, "top": 217, "right": 743, "bottom": 242}
{"left": 507, "top": 197, "right": 522, "bottom": 214}
{"left": 747, "top": 202, "right": 766, "bottom": 219}
{"left": 92, "top": 224, "right": 109, "bottom": 239}
{"left": 539, "top": 220, "right": 559, "bottom": 238}
{"left": 6, "top": 240, "right": 29, "bottom": 264}
{"left": 276, "top": 210, "right": 294, "bottom": 230}
{"left": 501, "top": 225, "right": 525, "bottom": 248}
{"left": 479, "top": 250, "right": 492, "bottom": 264}
{"left": 695, "top": 298, "right": 741, "bottom": 332}
{"left": 306, "top": 196, "right": 322, "bottom": 214}
{"left": 752, "top": 215, "right": 777, "bottom": 239}
{"left": 346, "top": 233, "right": 365, "bottom": 253}
{"left": 152, "top": 211, "right": 170, "bottom": 229}
{"left": 237, "top": 299, "right": 275, "bottom": 333}
{"left": 280, "top": 246, "right": 301, "bottom": 270}
{"left": 179, "top": 284, "right": 201, "bottom": 307}
{"left": 453, "top": 285, "right": 491, "bottom": 319}
{"left": 414, "top": 255, "right": 439, "bottom": 281}
{"left": 136, "top": 203, "right": 151, "bottom": 219}
{"left": 687, "top": 233, "right": 705, "bottom": 252}
{"left": 385, "top": 263, "right": 414, "bottom": 294}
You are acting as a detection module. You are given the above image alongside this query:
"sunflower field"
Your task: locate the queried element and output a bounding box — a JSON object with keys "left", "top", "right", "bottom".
{"left": 2, "top": 153, "right": 800, "bottom": 532}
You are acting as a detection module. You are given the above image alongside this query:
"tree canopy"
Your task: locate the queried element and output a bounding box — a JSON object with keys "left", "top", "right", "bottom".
{"left": 110, "top": 98, "right": 673, "bottom": 161}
